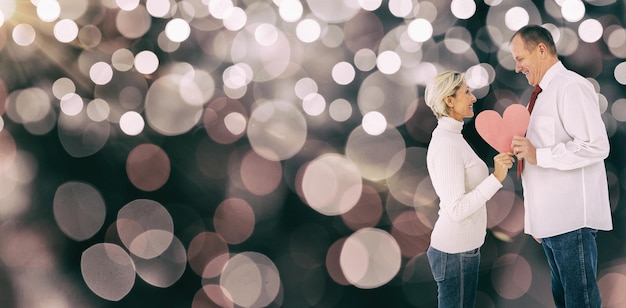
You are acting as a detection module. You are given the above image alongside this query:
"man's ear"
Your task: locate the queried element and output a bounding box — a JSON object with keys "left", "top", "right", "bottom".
{"left": 538, "top": 43, "right": 546, "bottom": 57}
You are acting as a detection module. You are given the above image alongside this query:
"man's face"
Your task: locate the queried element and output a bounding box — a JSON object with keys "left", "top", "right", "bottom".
{"left": 510, "top": 35, "right": 541, "bottom": 87}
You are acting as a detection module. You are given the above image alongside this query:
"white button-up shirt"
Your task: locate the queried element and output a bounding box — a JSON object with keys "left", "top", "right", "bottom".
{"left": 522, "top": 61, "right": 613, "bottom": 238}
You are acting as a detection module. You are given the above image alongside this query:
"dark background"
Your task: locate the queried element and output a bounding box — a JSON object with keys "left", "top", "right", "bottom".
{"left": 1, "top": 0, "right": 626, "bottom": 307}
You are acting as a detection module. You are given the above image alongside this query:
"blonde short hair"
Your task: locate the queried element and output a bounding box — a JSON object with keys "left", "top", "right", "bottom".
{"left": 424, "top": 70, "right": 465, "bottom": 119}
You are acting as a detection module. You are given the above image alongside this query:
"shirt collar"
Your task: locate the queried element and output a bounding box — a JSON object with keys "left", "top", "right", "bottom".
{"left": 539, "top": 61, "right": 564, "bottom": 90}
{"left": 438, "top": 116, "right": 463, "bottom": 134}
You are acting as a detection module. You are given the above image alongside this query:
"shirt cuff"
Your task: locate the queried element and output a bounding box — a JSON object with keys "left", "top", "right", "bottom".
{"left": 536, "top": 147, "right": 551, "bottom": 167}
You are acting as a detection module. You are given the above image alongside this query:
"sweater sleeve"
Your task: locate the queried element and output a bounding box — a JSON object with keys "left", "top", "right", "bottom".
{"left": 429, "top": 144, "right": 503, "bottom": 222}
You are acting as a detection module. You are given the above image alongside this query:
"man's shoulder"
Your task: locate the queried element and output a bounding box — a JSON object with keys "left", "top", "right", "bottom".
{"left": 561, "top": 67, "right": 586, "bottom": 80}
{"left": 552, "top": 66, "right": 592, "bottom": 88}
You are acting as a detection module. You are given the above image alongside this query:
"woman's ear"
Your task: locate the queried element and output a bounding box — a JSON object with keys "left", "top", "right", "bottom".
{"left": 446, "top": 97, "right": 453, "bottom": 107}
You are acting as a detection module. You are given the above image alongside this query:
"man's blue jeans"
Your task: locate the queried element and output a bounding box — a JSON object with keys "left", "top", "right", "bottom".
{"left": 427, "top": 246, "right": 480, "bottom": 308}
{"left": 541, "top": 228, "right": 601, "bottom": 308}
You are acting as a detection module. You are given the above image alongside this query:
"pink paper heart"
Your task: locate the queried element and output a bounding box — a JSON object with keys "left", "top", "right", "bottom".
{"left": 475, "top": 104, "right": 530, "bottom": 153}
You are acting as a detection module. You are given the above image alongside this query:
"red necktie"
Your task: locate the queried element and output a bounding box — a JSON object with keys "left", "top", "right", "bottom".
{"left": 517, "top": 85, "right": 542, "bottom": 178}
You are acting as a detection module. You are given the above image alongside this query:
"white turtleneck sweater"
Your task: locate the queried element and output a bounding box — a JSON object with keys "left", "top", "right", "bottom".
{"left": 426, "top": 117, "right": 503, "bottom": 253}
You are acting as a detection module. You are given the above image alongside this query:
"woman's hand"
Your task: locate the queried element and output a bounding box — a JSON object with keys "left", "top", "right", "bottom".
{"left": 493, "top": 152, "right": 515, "bottom": 182}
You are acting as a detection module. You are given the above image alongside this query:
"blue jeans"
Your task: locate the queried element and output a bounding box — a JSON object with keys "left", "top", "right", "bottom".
{"left": 427, "top": 246, "right": 480, "bottom": 308}
{"left": 541, "top": 228, "right": 601, "bottom": 308}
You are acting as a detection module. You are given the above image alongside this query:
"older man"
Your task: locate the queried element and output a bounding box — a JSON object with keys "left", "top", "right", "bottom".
{"left": 509, "top": 24, "right": 613, "bottom": 308}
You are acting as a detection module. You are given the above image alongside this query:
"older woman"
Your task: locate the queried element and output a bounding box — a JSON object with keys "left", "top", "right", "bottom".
{"left": 424, "top": 70, "right": 514, "bottom": 308}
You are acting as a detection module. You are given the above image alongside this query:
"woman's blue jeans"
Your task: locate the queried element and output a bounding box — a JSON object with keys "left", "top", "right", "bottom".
{"left": 541, "top": 228, "right": 601, "bottom": 308}
{"left": 427, "top": 246, "right": 480, "bottom": 308}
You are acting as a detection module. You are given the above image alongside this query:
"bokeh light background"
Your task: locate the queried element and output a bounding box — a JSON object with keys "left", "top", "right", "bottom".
{"left": 1, "top": 0, "right": 626, "bottom": 307}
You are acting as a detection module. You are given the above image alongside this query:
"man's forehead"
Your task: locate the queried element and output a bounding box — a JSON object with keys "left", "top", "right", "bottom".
{"left": 510, "top": 37, "right": 527, "bottom": 55}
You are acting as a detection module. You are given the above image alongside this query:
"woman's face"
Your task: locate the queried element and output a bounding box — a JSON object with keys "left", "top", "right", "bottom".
{"left": 447, "top": 81, "right": 476, "bottom": 121}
